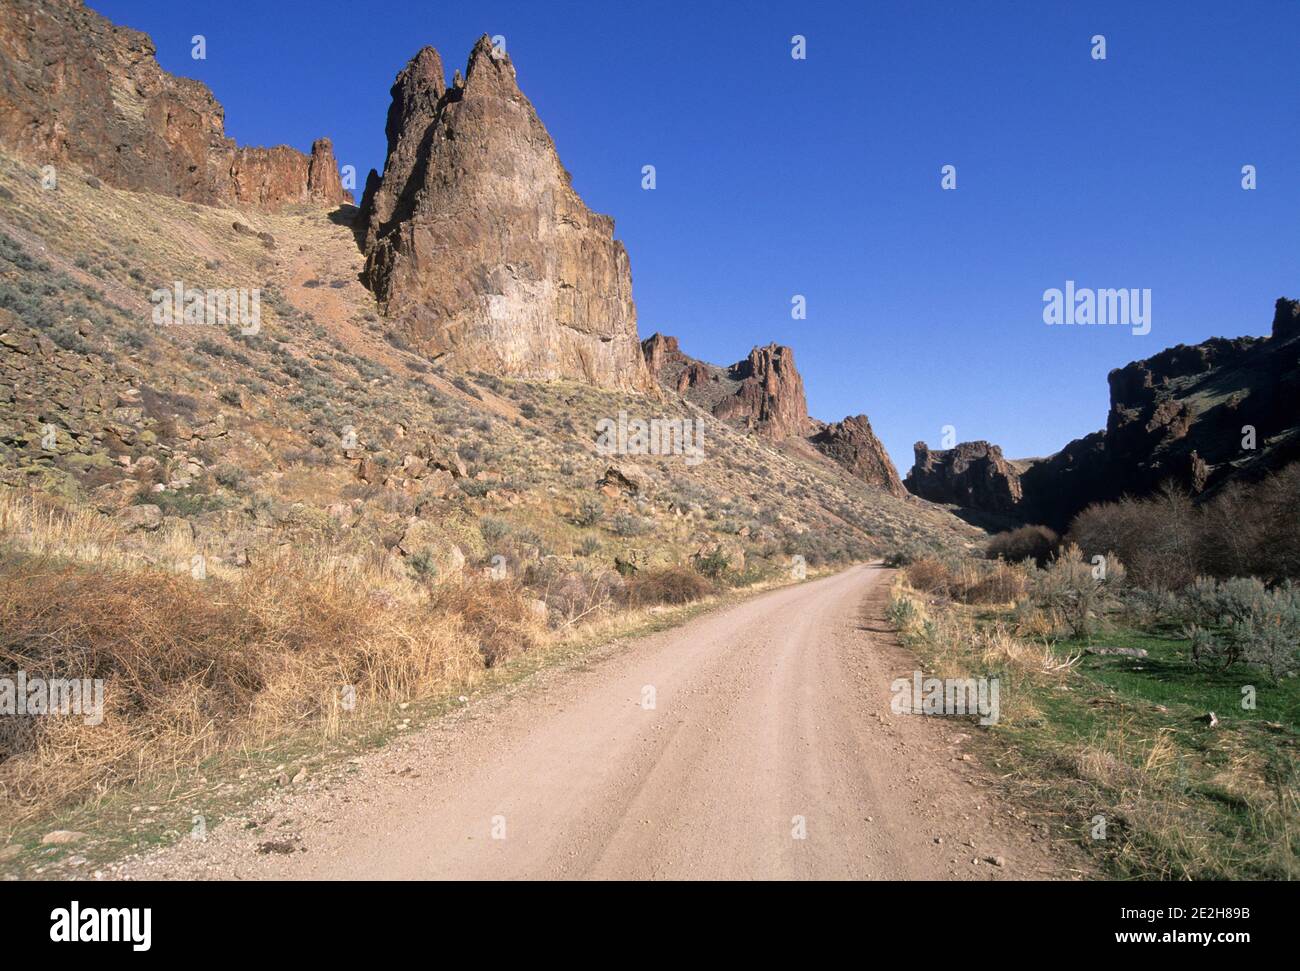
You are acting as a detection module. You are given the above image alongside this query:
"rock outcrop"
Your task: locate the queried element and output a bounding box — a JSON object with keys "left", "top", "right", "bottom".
{"left": 639, "top": 332, "right": 904, "bottom": 491}
{"left": 809, "top": 416, "right": 906, "bottom": 497}
{"left": 712, "top": 344, "right": 812, "bottom": 440}
{"left": 0, "top": 0, "right": 351, "bottom": 210}
{"left": 641, "top": 333, "right": 686, "bottom": 381}
{"left": 358, "top": 37, "right": 651, "bottom": 392}
{"left": 905, "top": 441, "right": 1024, "bottom": 514}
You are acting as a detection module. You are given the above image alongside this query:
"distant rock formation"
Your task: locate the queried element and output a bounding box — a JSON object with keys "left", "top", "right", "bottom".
{"left": 810, "top": 416, "right": 906, "bottom": 497}
{"left": 907, "top": 296, "right": 1300, "bottom": 529}
{"left": 640, "top": 333, "right": 903, "bottom": 491}
{"left": 905, "top": 441, "right": 1024, "bottom": 514}
{"left": 641, "top": 336, "right": 810, "bottom": 440}
{"left": 713, "top": 344, "right": 812, "bottom": 440}
{"left": 358, "top": 37, "right": 651, "bottom": 392}
{"left": 0, "top": 0, "right": 352, "bottom": 211}
{"left": 641, "top": 333, "right": 686, "bottom": 381}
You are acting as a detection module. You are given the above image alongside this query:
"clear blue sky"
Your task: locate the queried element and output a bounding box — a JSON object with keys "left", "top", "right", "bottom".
{"left": 93, "top": 0, "right": 1300, "bottom": 471}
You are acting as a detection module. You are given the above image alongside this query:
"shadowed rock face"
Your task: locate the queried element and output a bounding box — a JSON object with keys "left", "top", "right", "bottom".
{"left": 359, "top": 37, "right": 652, "bottom": 392}
{"left": 905, "top": 441, "right": 1024, "bottom": 514}
{"left": 907, "top": 296, "right": 1300, "bottom": 529}
{"left": 0, "top": 0, "right": 351, "bottom": 210}
{"left": 810, "top": 416, "right": 906, "bottom": 497}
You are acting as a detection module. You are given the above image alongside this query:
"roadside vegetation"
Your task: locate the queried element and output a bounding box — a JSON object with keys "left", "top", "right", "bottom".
{"left": 886, "top": 473, "right": 1300, "bottom": 879}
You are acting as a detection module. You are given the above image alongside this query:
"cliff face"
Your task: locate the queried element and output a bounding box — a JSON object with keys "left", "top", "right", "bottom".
{"left": 0, "top": 0, "right": 350, "bottom": 210}
{"left": 358, "top": 38, "right": 652, "bottom": 392}
{"left": 905, "top": 441, "right": 1024, "bottom": 514}
{"left": 907, "top": 297, "right": 1300, "bottom": 529}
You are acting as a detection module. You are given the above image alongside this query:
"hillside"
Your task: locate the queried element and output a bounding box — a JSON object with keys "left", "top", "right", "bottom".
{"left": 0, "top": 148, "right": 976, "bottom": 585}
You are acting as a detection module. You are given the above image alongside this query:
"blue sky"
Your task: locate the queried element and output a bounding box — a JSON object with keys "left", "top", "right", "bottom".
{"left": 93, "top": 0, "right": 1300, "bottom": 470}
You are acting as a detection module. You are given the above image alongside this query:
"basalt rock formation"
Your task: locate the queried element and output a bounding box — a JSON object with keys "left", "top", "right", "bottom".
{"left": 358, "top": 38, "right": 651, "bottom": 392}
{"left": 905, "top": 441, "right": 1024, "bottom": 515}
{"left": 640, "top": 335, "right": 810, "bottom": 440}
{"left": 640, "top": 333, "right": 903, "bottom": 492}
{"left": 0, "top": 0, "right": 351, "bottom": 211}
{"left": 810, "top": 416, "right": 906, "bottom": 497}
{"left": 907, "top": 296, "right": 1300, "bottom": 529}
{"left": 712, "top": 344, "right": 812, "bottom": 440}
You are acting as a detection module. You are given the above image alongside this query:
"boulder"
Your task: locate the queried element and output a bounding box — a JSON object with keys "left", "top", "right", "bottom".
{"left": 396, "top": 520, "right": 465, "bottom": 578}
{"left": 599, "top": 465, "right": 644, "bottom": 496}
{"left": 115, "top": 504, "right": 162, "bottom": 531}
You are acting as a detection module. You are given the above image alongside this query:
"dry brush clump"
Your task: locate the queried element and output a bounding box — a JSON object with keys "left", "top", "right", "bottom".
{"left": 985, "top": 524, "right": 1059, "bottom": 566}
{"left": 903, "top": 556, "right": 1029, "bottom": 607}
{"left": 623, "top": 565, "right": 716, "bottom": 607}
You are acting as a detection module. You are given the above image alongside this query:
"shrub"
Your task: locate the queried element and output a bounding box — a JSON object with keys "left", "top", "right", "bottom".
{"left": 610, "top": 513, "right": 651, "bottom": 537}
{"left": 1031, "top": 544, "right": 1126, "bottom": 639}
{"left": 212, "top": 463, "right": 247, "bottom": 490}
{"left": 0, "top": 541, "right": 543, "bottom": 816}
{"left": 985, "top": 524, "right": 1058, "bottom": 566}
{"left": 884, "top": 543, "right": 927, "bottom": 568}
{"left": 1180, "top": 576, "right": 1300, "bottom": 679}
{"left": 624, "top": 566, "right": 714, "bottom": 607}
{"left": 479, "top": 517, "right": 511, "bottom": 544}
{"left": 958, "top": 561, "right": 1029, "bottom": 605}
{"left": 451, "top": 375, "right": 481, "bottom": 400}
{"left": 533, "top": 567, "right": 619, "bottom": 625}
{"left": 573, "top": 497, "right": 604, "bottom": 527}
{"left": 905, "top": 557, "right": 954, "bottom": 596}
{"left": 1069, "top": 485, "right": 1197, "bottom": 591}
{"left": 1067, "top": 467, "right": 1300, "bottom": 590}
{"left": 693, "top": 546, "right": 730, "bottom": 580}
{"left": 886, "top": 593, "right": 920, "bottom": 629}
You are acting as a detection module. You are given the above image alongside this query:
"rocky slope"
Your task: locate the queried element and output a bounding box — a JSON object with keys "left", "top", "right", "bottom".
{"left": 640, "top": 333, "right": 904, "bottom": 494}
{"left": 0, "top": 0, "right": 350, "bottom": 211}
{"left": 907, "top": 297, "right": 1300, "bottom": 529}
{"left": 0, "top": 147, "right": 978, "bottom": 595}
{"left": 358, "top": 38, "right": 650, "bottom": 392}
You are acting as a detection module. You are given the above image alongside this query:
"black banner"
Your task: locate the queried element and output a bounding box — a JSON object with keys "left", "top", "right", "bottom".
{"left": 0, "top": 879, "right": 1282, "bottom": 957}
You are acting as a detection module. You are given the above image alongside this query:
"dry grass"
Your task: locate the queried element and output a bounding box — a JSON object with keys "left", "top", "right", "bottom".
{"left": 0, "top": 490, "right": 545, "bottom": 820}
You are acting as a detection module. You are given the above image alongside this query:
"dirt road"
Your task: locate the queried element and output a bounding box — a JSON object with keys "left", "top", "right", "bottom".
{"left": 122, "top": 565, "right": 1075, "bottom": 880}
